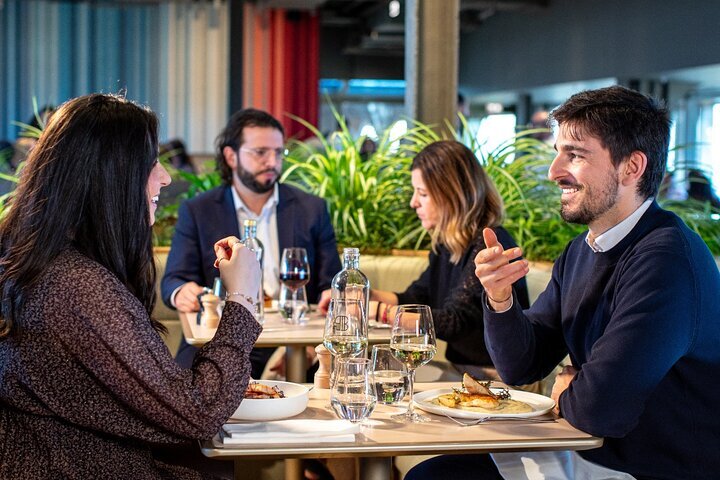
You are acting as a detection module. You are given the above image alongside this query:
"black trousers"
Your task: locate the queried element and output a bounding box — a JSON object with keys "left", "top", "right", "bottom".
{"left": 405, "top": 454, "right": 503, "bottom": 480}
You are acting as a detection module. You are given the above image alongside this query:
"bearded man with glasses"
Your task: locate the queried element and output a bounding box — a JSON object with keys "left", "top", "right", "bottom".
{"left": 162, "top": 109, "right": 341, "bottom": 377}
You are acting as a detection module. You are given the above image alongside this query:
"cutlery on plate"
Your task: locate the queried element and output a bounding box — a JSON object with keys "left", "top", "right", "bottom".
{"left": 441, "top": 412, "right": 556, "bottom": 426}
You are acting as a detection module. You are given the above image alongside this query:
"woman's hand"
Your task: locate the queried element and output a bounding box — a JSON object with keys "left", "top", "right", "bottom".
{"left": 317, "top": 289, "right": 332, "bottom": 314}
{"left": 213, "top": 236, "right": 261, "bottom": 308}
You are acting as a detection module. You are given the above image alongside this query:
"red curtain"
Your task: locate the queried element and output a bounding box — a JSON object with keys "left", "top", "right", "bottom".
{"left": 243, "top": 5, "right": 319, "bottom": 140}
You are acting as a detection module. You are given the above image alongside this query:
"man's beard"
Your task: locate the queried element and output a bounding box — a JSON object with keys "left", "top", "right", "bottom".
{"left": 236, "top": 164, "right": 279, "bottom": 194}
{"left": 559, "top": 170, "right": 619, "bottom": 225}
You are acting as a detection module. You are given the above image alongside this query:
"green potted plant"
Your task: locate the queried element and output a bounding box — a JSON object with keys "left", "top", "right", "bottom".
{"left": 281, "top": 109, "right": 429, "bottom": 253}
{"left": 280, "top": 111, "right": 720, "bottom": 261}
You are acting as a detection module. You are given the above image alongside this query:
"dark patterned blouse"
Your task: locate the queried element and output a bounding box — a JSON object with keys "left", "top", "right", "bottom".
{"left": 0, "top": 249, "right": 261, "bottom": 479}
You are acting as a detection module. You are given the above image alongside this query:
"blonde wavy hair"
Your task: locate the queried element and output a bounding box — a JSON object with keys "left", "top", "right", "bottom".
{"left": 411, "top": 141, "right": 504, "bottom": 263}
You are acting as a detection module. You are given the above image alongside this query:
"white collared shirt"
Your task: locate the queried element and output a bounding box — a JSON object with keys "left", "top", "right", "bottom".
{"left": 232, "top": 185, "right": 281, "bottom": 298}
{"left": 585, "top": 198, "right": 654, "bottom": 253}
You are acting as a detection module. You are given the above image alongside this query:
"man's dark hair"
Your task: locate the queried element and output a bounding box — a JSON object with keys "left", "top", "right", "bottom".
{"left": 550, "top": 85, "right": 671, "bottom": 199}
{"left": 216, "top": 109, "right": 284, "bottom": 185}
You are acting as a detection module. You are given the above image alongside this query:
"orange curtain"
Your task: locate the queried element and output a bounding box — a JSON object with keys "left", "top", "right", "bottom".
{"left": 243, "top": 4, "right": 319, "bottom": 140}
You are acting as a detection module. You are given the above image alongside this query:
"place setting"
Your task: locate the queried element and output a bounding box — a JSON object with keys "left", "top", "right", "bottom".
{"left": 216, "top": 302, "right": 559, "bottom": 447}
{"left": 215, "top": 379, "right": 361, "bottom": 447}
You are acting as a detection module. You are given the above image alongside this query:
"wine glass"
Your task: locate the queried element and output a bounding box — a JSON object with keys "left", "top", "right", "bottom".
{"left": 390, "top": 304, "right": 436, "bottom": 423}
{"left": 330, "top": 357, "right": 376, "bottom": 424}
{"left": 279, "top": 247, "right": 310, "bottom": 323}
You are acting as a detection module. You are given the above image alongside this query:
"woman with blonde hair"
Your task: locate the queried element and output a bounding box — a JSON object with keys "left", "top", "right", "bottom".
{"left": 372, "top": 140, "right": 529, "bottom": 379}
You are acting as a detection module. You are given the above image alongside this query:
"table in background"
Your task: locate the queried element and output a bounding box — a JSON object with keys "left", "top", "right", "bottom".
{"left": 202, "top": 382, "right": 602, "bottom": 480}
{"left": 180, "top": 310, "right": 392, "bottom": 383}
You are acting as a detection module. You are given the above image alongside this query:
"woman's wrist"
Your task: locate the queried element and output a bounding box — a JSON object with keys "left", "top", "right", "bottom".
{"left": 381, "top": 303, "right": 392, "bottom": 324}
{"left": 225, "top": 291, "right": 255, "bottom": 312}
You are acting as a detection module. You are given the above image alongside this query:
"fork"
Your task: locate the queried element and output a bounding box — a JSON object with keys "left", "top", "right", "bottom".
{"left": 441, "top": 412, "right": 556, "bottom": 426}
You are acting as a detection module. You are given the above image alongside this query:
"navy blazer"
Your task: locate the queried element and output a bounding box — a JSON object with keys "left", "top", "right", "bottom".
{"left": 161, "top": 184, "right": 341, "bottom": 307}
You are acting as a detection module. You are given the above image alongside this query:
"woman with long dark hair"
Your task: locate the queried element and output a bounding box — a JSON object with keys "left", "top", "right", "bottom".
{"left": 370, "top": 140, "right": 530, "bottom": 380}
{"left": 0, "top": 94, "right": 261, "bottom": 478}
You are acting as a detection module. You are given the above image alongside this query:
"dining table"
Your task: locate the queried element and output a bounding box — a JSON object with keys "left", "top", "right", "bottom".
{"left": 202, "top": 382, "right": 602, "bottom": 480}
{"left": 179, "top": 308, "right": 393, "bottom": 383}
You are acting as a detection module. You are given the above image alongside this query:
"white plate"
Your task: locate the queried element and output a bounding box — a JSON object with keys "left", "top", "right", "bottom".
{"left": 413, "top": 388, "right": 555, "bottom": 419}
{"left": 231, "top": 380, "right": 310, "bottom": 421}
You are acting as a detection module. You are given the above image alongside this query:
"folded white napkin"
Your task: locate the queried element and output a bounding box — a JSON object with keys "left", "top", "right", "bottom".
{"left": 221, "top": 419, "right": 360, "bottom": 445}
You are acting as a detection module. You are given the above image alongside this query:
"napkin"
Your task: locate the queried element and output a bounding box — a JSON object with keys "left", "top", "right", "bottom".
{"left": 221, "top": 419, "right": 360, "bottom": 445}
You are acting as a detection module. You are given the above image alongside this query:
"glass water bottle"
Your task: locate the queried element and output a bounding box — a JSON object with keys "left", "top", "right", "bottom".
{"left": 241, "top": 219, "right": 264, "bottom": 323}
{"left": 330, "top": 247, "right": 370, "bottom": 325}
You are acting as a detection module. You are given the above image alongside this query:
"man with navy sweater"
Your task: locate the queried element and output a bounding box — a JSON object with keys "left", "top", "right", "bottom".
{"left": 408, "top": 86, "right": 720, "bottom": 479}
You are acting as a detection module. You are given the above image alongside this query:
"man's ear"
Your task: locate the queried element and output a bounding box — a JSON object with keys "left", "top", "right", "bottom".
{"left": 223, "top": 146, "right": 238, "bottom": 169}
{"left": 621, "top": 151, "right": 647, "bottom": 186}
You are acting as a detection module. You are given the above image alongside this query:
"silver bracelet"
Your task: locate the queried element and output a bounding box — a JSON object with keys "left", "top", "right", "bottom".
{"left": 225, "top": 291, "right": 255, "bottom": 305}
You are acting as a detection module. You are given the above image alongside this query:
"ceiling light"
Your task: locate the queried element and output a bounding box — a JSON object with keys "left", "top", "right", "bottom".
{"left": 389, "top": 0, "right": 400, "bottom": 18}
{"left": 486, "top": 102, "right": 504, "bottom": 114}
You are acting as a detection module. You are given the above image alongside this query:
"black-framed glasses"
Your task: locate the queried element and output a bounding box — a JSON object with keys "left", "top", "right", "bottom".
{"left": 240, "top": 147, "right": 289, "bottom": 161}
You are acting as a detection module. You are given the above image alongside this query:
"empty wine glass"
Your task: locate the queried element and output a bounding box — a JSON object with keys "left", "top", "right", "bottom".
{"left": 390, "top": 304, "right": 436, "bottom": 423}
{"left": 279, "top": 248, "right": 310, "bottom": 323}
{"left": 330, "top": 357, "right": 376, "bottom": 424}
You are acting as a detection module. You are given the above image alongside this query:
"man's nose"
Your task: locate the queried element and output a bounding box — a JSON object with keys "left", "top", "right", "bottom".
{"left": 548, "top": 154, "right": 563, "bottom": 181}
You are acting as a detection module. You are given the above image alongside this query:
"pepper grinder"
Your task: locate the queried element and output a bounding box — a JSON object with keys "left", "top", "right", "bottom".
{"left": 314, "top": 344, "right": 332, "bottom": 389}
{"left": 200, "top": 292, "right": 221, "bottom": 328}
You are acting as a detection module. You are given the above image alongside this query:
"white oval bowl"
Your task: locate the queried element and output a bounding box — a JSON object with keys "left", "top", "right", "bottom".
{"left": 231, "top": 380, "right": 310, "bottom": 421}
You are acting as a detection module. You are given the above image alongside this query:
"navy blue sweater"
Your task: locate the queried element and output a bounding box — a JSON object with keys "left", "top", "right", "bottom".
{"left": 484, "top": 202, "right": 720, "bottom": 479}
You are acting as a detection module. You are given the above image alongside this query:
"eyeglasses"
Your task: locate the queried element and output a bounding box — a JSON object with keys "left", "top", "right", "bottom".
{"left": 240, "top": 147, "right": 289, "bottom": 161}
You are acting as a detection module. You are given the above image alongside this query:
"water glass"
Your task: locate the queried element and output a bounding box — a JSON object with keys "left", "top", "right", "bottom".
{"left": 371, "top": 344, "right": 409, "bottom": 405}
{"left": 279, "top": 283, "right": 308, "bottom": 325}
{"left": 330, "top": 357, "right": 376, "bottom": 424}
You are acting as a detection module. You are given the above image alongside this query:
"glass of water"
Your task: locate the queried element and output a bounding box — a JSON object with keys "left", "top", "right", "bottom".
{"left": 371, "top": 344, "right": 409, "bottom": 405}
{"left": 330, "top": 357, "right": 376, "bottom": 424}
{"left": 279, "top": 283, "right": 308, "bottom": 325}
